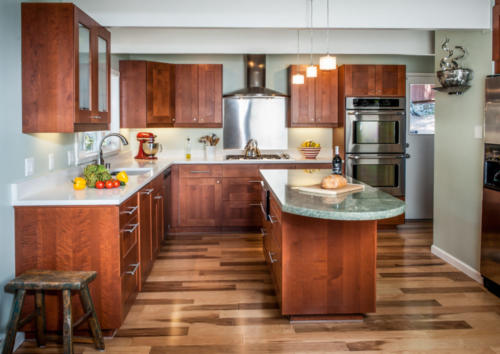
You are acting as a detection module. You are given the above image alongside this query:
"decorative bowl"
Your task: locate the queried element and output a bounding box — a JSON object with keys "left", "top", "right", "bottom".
{"left": 436, "top": 69, "right": 473, "bottom": 87}
{"left": 142, "top": 142, "right": 162, "bottom": 156}
{"left": 299, "top": 147, "right": 321, "bottom": 159}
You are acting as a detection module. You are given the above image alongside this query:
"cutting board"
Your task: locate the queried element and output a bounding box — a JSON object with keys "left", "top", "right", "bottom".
{"left": 293, "top": 183, "right": 365, "bottom": 196}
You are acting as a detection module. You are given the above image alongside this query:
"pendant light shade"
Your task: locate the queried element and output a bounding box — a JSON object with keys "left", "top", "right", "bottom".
{"left": 320, "top": 0, "right": 337, "bottom": 71}
{"left": 319, "top": 55, "right": 336, "bottom": 70}
{"left": 292, "top": 30, "right": 304, "bottom": 85}
{"left": 306, "top": 65, "right": 317, "bottom": 78}
{"left": 306, "top": 0, "right": 317, "bottom": 78}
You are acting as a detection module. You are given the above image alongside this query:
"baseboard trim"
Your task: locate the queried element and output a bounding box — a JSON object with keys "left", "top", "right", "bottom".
{"left": 0, "top": 332, "right": 25, "bottom": 352}
{"left": 431, "top": 245, "right": 483, "bottom": 284}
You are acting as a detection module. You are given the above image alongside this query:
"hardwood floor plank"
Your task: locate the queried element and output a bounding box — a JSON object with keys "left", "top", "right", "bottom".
{"left": 401, "top": 287, "right": 486, "bottom": 294}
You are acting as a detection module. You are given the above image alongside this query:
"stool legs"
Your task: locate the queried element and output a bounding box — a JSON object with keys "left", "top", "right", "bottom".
{"left": 34, "top": 290, "right": 46, "bottom": 348}
{"left": 80, "top": 285, "right": 105, "bottom": 350}
{"left": 2, "top": 289, "right": 26, "bottom": 354}
{"left": 62, "top": 289, "right": 73, "bottom": 354}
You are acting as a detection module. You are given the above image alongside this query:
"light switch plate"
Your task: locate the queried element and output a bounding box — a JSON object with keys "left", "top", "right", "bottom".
{"left": 25, "top": 157, "right": 34, "bottom": 177}
{"left": 67, "top": 150, "right": 74, "bottom": 166}
{"left": 474, "top": 125, "right": 483, "bottom": 139}
{"left": 48, "top": 153, "right": 55, "bottom": 171}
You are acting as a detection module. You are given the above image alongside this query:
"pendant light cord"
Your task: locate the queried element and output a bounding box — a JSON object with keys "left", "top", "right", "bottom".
{"left": 309, "top": 0, "right": 313, "bottom": 65}
{"left": 297, "top": 29, "right": 300, "bottom": 64}
{"left": 326, "top": 0, "right": 330, "bottom": 55}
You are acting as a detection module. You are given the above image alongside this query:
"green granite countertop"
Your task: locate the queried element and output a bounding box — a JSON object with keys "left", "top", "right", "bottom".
{"left": 260, "top": 169, "right": 405, "bottom": 221}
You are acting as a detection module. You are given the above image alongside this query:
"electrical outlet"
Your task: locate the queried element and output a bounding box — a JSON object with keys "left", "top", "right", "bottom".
{"left": 474, "top": 125, "right": 483, "bottom": 139}
{"left": 48, "top": 153, "right": 55, "bottom": 171}
{"left": 67, "top": 150, "right": 74, "bottom": 166}
{"left": 25, "top": 157, "right": 34, "bottom": 177}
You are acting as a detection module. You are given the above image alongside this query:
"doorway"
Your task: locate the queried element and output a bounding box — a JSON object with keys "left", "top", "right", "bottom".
{"left": 405, "top": 74, "right": 435, "bottom": 219}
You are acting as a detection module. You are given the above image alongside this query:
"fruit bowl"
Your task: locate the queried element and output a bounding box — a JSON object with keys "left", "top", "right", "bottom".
{"left": 299, "top": 147, "right": 321, "bottom": 159}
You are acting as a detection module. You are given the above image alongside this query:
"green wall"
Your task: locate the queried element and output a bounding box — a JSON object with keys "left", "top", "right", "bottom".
{"left": 433, "top": 30, "right": 492, "bottom": 271}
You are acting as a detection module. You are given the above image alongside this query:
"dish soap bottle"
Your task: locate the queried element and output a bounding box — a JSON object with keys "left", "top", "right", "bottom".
{"left": 185, "top": 137, "right": 191, "bottom": 160}
{"left": 332, "top": 146, "right": 342, "bottom": 175}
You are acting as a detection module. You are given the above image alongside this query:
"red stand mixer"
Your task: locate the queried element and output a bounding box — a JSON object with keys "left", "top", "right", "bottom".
{"left": 135, "top": 132, "right": 162, "bottom": 160}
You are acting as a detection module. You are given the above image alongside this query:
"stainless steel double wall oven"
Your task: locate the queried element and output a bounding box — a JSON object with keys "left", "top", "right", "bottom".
{"left": 345, "top": 97, "right": 407, "bottom": 196}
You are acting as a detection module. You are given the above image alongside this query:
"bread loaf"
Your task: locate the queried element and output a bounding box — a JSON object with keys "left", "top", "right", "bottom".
{"left": 321, "top": 174, "right": 347, "bottom": 189}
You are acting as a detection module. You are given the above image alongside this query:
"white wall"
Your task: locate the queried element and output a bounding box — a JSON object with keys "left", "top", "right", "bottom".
{"left": 74, "top": 0, "right": 491, "bottom": 30}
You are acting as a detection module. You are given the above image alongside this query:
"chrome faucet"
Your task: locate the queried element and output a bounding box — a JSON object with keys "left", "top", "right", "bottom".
{"left": 243, "top": 139, "right": 261, "bottom": 158}
{"left": 98, "top": 133, "right": 129, "bottom": 166}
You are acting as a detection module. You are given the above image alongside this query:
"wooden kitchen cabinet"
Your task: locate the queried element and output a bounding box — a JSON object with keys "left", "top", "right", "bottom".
{"left": 178, "top": 177, "right": 222, "bottom": 227}
{"left": 289, "top": 65, "right": 339, "bottom": 127}
{"left": 494, "top": 0, "right": 500, "bottom": 72}
{"left": 120, "top": 60, "right": 175, "bottom": 128}
{"left": 340, "top": 64, "right": 405, "bottom": 97}
{"left": 22, "top": 3, "right": 110, "bottom": 133}
{"left": 175, "top": 64, "right": 223, "bottom": 127}
{"left": 152, "top": 177, "right": 165, "bottom": 256}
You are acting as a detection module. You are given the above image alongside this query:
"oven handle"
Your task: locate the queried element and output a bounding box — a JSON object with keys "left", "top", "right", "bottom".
{"left": 347, "top": 111, "right": 405, "bottom": 116}
{"left": 348, "top": 154, "right": 407, "bottom": 160}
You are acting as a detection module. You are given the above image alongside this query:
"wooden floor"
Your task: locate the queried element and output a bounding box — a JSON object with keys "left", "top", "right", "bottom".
{"left": 16, "top": 221, "right": 500, "bottom": 353}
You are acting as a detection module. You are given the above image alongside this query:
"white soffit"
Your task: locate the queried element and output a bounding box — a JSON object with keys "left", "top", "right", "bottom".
{"left": 110, "top": 28, "right": 435, "bottom": 56}
{"left": 74, "top": 0, "right": 491, "bottom": 30}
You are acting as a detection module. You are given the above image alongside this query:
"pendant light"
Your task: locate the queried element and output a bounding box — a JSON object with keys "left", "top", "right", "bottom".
{"left": 319, "top": 0, "right": 336, "bottom": 70}
{"left": 292, "top": 30, "right": 304, "bottom": 84}
{"left": 306, "top": 0, "right": 317, "bottom": 78}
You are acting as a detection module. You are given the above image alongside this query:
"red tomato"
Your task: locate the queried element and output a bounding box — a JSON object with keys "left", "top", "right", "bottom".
{"left": 95, "top": 181, "right": 104, "bottom": 189}
{"left": 105, "top": 180, "right": 114, "bottom": 189}
{"left": 112, "top": 179, "right": 121, "bottom": 188}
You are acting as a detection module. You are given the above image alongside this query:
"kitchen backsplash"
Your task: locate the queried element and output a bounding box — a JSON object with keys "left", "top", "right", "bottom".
{"left": 121, "top": 128, "right": 333, "bottom": 154}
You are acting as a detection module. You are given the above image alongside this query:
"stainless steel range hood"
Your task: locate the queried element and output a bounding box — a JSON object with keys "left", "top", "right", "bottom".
{"left": 223, "top": 55, "right": 288, "bottom": 150}
{"left": 223, "top": 54, "right": 287, "bottom": 98}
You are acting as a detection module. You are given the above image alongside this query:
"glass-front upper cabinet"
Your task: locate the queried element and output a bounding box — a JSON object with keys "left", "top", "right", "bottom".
{"left": 93, "top": 28, "right": 110, "bottom": 123}
{"left": 78, "top": 24, "right": 91, "bottom": 113}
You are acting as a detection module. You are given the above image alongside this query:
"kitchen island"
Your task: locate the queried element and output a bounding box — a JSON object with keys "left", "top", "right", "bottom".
{"left": 259, "top": 169, "right": 405, "bottom": 320}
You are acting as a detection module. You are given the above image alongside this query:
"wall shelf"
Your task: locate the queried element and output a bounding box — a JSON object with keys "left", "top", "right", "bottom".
{"left": 432, "top": 85, "right": 471, "bottom": 95}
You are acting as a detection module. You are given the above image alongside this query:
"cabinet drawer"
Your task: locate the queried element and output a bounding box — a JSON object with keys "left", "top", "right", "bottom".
{"left": 222, "top": 201, "right": 262, "bottom": 227}
{"left": 222, "top": 164, "right": 259, "bottom": 177}
{"left": 120, "top": 215, "right": 139, "bottom": 261}
{"left": 119, "top": 194, "right": 139, "bottom": 227}
{"left": 222, "top": 178, "right": 262, "bottom": 201}
{"left": 179, "top": 164, "right": 222, "bottom": 178}
{"left": 121, "top": 243, "right": 139, "bottom": 309}
{"left": 269, "top": 195, "right": 282, "bottom": 224}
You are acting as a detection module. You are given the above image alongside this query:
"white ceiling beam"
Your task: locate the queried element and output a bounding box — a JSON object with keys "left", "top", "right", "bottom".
{"left": 110, "top": 28, "right": 435, "bottom": 56}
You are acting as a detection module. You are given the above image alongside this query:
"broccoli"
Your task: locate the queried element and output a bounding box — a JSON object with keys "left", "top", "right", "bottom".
{"left": 83, "top": 164, "right": 112, "bottom": 188}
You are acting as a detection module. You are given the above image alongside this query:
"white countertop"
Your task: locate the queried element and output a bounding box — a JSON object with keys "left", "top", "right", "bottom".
{"left": 11, "top": 150, "right": 332, "bottom": 207}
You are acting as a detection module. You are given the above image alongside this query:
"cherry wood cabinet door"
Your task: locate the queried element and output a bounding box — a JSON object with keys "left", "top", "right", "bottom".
{"left": 138, "top": 185, "right": 153, "bottom": 286}
{"left": 343, "top": 65, "right": 377, "bottom": 97}
{"left": 375, "top": 65, "right": 406, "bottom": 96}
{"left": 147, "top": 62, "right": 175, "bottom": 125}
{"left": 92, "top": 25, "right": 111, "bottom": 125}
{"left": 174, "top": 64, "right": 199, "bottom": 125}
{"left": 198, "top": 64, "right": 222, "bottom": 125}
{"left": 178, "top": 177, "right": 222, "bottom": 227}
{"left": 119, "top": 61, "right": 147, "bottom": 128}
{"left": 152, "top": 188, "right": 164, "bottom": 256}
{"left": 494, "top": 0, "right": 500, "bottom": 72}
{"left": 315, "top": 68, "right": 339, "bottom": 125}
{"left": 289, "top": 65, "right": 315, "bottom": 126}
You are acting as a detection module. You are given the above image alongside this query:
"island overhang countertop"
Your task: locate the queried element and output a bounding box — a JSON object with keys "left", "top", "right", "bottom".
{"left": 260, "top": 169, "right": 405, "bottom": 221}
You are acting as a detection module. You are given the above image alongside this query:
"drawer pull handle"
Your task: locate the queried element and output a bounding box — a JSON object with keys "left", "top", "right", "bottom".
{"left": 90, "top": 115, "right": 102, "bottom": 119}
{"left": 248, "top": 203, "right": 261, "bottom": 207}
{"left": 257, "top": 202, "right": 267, "bottom": 218}
{"left": 260, "top": 181, "right": 264, "bottom": 187}
{"left": 248, "top": 180, "right": 261, "bottom": 183}
{"left": 154, "top": 195, "right": 163, "bottom": 200}
{"left": 269, "top": 215, "right": 278, "bottom": 224}
{"left": 120, "top": 206, "right": 138, "bottom": 215}
{"left": 260, "top": 227, "right": 267, "bottom": 236}
{"left": 141, "top": 188, "right": 154, "bottom": 195}
{"left": 190, "top": 170, "right": 210, "bottom": 173}
{"left": 124, "top": 223, "right": 139, "bottom": 233}
{"left": 268, "top": 251, "right": 277, "bottom": 264}
{"left": 125, "top": 263, "right": 140, "bottom": 275}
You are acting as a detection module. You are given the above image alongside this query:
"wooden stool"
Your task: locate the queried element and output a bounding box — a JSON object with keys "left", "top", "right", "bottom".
{"left": 2, "top": 270, "right": 105, "bottom": 354}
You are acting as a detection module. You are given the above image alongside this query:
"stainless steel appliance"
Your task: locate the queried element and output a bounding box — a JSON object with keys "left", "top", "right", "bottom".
{"left": 345, "top": 97, "right": 406, "bottom": 154}
{"left": 223, "top": 55, "right": 288, "bottom": 150}
{"left": 481, "top": 75, "right": 500, "bottom": 297}
{"left": 344, "top": 97, "right": 407, "bottom": 196}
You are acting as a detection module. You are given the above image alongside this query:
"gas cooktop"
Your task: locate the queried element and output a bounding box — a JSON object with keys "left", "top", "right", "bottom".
{"left": 225, "top": 153, "right": 290, "bottom": 160}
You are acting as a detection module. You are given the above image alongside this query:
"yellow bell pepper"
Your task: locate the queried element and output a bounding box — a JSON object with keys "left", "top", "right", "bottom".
{"left": 116, "top": 171, "right": 129, "bottom": 184}
{"left": 73, "top": 177, "right": 86, "bottom": 190}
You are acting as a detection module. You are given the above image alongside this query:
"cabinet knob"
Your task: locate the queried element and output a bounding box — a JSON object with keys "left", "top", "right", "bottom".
{"left": 216, "top": 180, "right": 221, "bottom": 184}
{"left": 193, "top": 117, "right": 197, "bottom": 121}
{"left": 172, "top": 118, "right": 176, "bottom": 122}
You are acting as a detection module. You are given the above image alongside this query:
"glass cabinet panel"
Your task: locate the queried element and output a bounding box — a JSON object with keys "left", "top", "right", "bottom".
{"left": 78, "top": 24, "right": 90, "bottom": 111}
{"left": 97, "top": 36, "right": 108, "bottom": 112}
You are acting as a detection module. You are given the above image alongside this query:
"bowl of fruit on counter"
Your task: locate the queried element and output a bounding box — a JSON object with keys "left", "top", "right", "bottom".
{"left": 299, "top": 140, "right": 321, "bottom": 159}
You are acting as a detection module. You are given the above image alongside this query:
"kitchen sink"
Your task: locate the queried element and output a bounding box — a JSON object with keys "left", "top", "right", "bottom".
{"left": 110, "top": 168, "right": 153, "bottom": 176}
